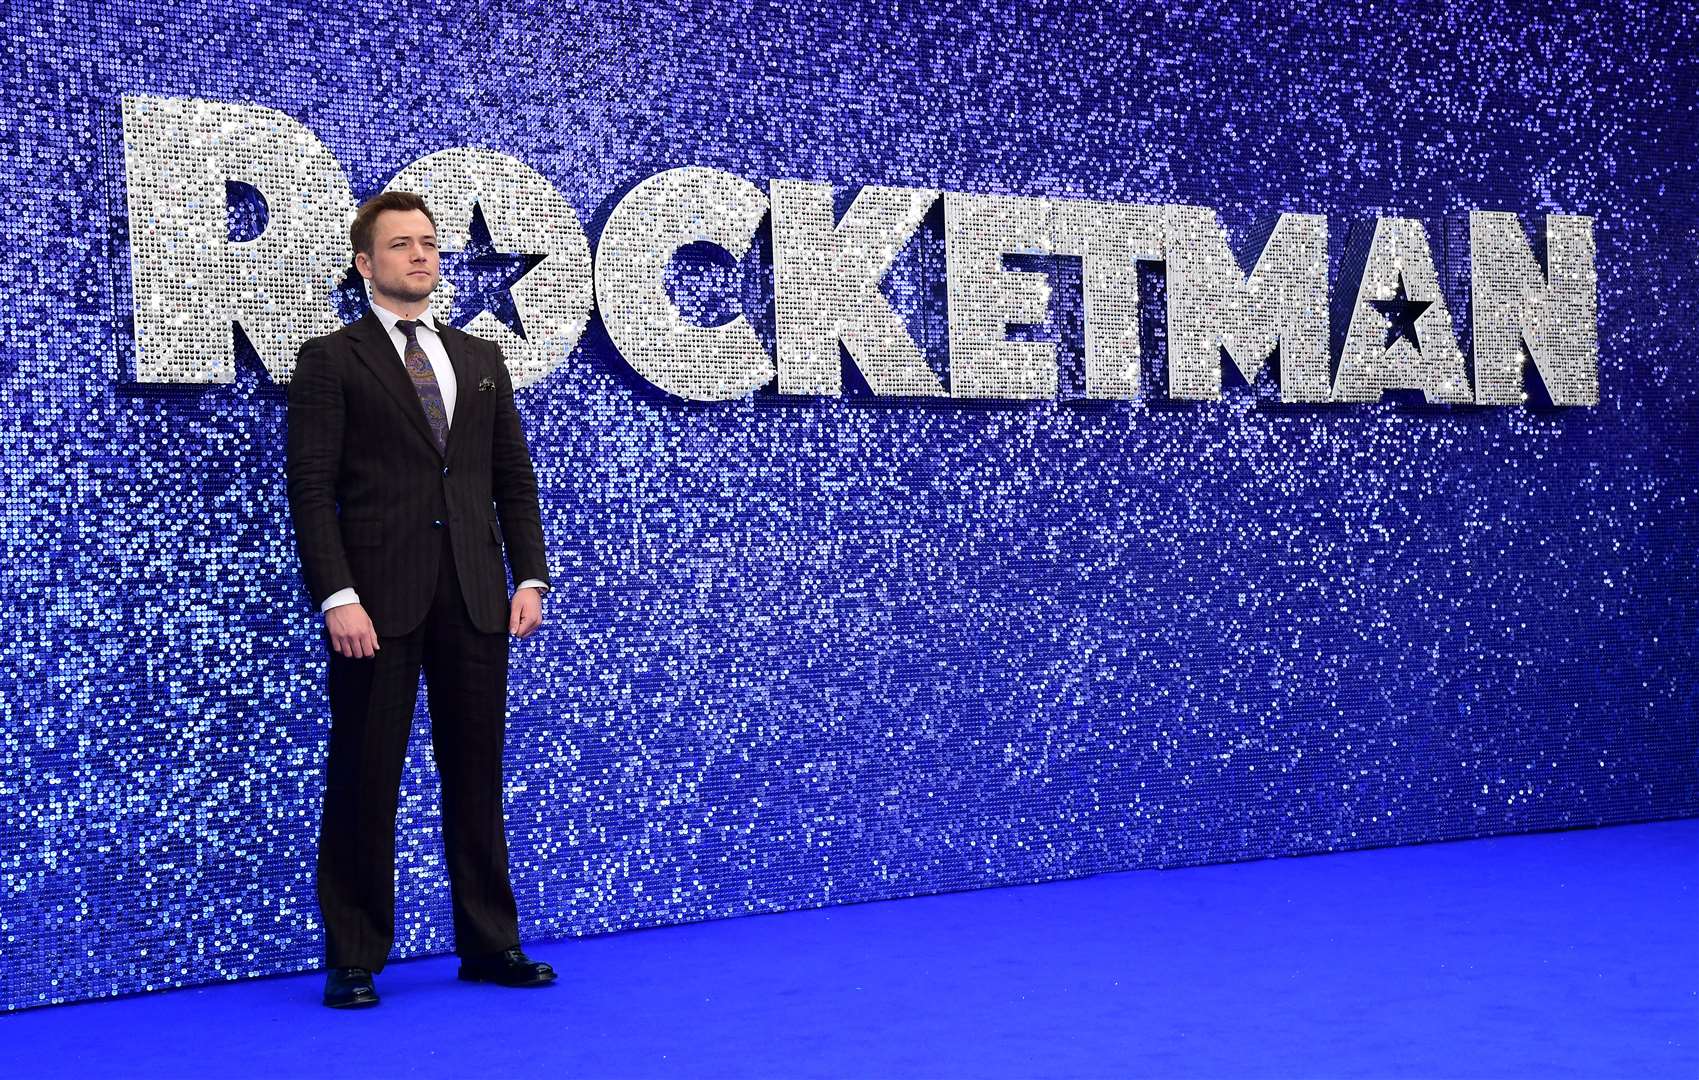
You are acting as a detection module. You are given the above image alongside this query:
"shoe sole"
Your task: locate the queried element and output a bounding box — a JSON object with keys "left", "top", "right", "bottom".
{"left": 456, "top": 970, "right": 557, "bottom": 987}
{"left": 323, "top": 996, "right": 380, "bottom": 1009}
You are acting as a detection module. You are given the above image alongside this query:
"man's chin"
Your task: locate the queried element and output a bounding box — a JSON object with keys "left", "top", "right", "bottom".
{"left": 387, "top": 282, "right": 438, "bottom": 305}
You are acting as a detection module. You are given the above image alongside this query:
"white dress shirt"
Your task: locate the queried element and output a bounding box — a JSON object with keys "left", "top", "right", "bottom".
{"left": 320, "top": 302, "right": 545, "bottom": 613}
{"left": 372, "top": 301, "right": 457, "bottom": 423}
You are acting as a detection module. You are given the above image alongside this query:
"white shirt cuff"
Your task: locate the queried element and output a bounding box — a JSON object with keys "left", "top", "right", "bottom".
{"left": 516, "top": 579, "right": 547, "bottom": 594}
{"left": 320, "top": 588, "right": 361, "bottom": 612}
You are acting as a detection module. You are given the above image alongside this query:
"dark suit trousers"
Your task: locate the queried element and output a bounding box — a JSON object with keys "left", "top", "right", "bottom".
{"left": 316, "top": 534, "right": 519, "bottom": 972}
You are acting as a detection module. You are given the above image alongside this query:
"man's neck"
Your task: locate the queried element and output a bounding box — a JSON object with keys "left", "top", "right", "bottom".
{"left": 371, "top": 293, "right": 431, "bottom": 320}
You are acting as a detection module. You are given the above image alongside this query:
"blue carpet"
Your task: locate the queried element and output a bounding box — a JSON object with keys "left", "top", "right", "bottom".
{"left": 5, "top": 819, "right": 1694, "bottom": 1078}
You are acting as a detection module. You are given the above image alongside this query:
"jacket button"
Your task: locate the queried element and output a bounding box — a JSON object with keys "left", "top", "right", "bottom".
{"left": 442, "top": 466, "right": 450, "bottom": 477}
{"left": 432, "top": 519, "right": 444, "bottom": 529}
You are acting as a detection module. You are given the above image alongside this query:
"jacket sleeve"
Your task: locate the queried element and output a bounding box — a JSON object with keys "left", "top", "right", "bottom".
{"left": 488, "top": 342, "right": 551, "bottom": 589}
{"left": 285, "top": 337, "right": 356, "bottom": 607}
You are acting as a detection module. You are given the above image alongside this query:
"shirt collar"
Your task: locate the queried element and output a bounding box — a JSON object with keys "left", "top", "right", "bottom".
{"left": 370, "top": 300, "right": 439, "bottom": 337}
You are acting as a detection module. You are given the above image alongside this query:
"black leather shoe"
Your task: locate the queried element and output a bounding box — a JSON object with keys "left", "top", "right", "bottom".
{"left": 457, "top": 946, "right": 557, "bottom": 987}
{"left": 323, "top": 966, "right": 379, "bottom": 1008}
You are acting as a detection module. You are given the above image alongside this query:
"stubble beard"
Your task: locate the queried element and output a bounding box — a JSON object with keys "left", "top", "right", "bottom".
{"left": 384, "top": 273, "right": 437, "bottom": 307}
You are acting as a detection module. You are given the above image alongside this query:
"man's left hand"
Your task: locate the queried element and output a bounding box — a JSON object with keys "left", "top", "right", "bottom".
{"left": 509, "top": 587, "right": 543, "bottom": 638}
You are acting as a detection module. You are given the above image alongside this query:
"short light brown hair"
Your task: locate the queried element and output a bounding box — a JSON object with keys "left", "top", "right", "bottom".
{"left": 350, "top": 192, "right": 436, "bottom": 258}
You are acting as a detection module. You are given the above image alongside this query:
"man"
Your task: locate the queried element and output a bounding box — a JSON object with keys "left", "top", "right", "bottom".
{"left": 286, "top": 191, "right": 556, "bottom": 1009}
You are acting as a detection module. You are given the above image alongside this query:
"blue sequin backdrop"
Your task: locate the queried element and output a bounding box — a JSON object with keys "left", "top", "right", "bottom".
{"left": 1, "top": 0, "right": 1695, "bottom": 1011}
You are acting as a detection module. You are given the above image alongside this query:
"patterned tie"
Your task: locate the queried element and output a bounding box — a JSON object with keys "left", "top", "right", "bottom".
{"left": 394, "top": 319, "right": 448, "bottom": 453}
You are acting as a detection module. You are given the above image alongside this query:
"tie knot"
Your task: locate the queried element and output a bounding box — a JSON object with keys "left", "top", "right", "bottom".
{"left": 395, "top": 319, "right": 424, "bottom": 341}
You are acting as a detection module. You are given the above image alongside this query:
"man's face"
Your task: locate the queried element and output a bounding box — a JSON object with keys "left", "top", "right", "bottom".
{"left": 357, "top": 208, "right": 439, "bottom": 306}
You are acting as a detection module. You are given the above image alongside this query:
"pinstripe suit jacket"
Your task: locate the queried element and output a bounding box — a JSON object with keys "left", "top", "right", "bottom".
{"left": 285, "top": 311, "right": 549, "bottom": 637}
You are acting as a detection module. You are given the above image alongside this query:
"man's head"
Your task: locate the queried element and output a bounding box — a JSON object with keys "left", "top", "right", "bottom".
{"left": 351, "top": 192, "right": 439, "bottom": 311}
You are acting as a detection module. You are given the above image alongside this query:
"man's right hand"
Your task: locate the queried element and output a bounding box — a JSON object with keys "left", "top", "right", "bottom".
{"left": 326, "top": 604, "right": 379, "bottom": 659}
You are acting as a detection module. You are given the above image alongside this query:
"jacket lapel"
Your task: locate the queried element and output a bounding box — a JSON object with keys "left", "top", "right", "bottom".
{"left": 437, "top": 323, "right": 477, "bottom": 460}
{"left": 347, "top": 311, "right": 442, "bottom": 457}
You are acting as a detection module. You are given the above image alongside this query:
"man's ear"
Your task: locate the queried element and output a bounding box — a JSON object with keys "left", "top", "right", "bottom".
{"left": 353, "top": 251, "right": 371, "bottom": 280}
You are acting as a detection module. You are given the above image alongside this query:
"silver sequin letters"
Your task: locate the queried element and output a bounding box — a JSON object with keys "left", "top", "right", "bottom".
{"left": 1333, "top": 217, "right": 1472, "bottom": 404}
{"left": 944, "top": 194, "right": 1161, "bottom": 400}
{"left": 771, "top": 181, "right": 944, "bottom": 397}
{"left": 1163, "top": 207, "right": 1330, "bottom": 403}
{"left": 595, "top": 167, "right": 775, "bottom": 401}
{"left": 120, "top": 94, "right": 352, "bottom": 383}
{"left": 1469, "top": 212, "right": 1599, "bottom": 406}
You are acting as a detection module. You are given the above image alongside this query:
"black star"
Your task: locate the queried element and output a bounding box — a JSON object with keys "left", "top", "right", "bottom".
{"left": 1368, "top": 274, "right": 1432, "bottom": 353}
{"left": 438, "top": 201, "right": 547, "bottom": 338}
